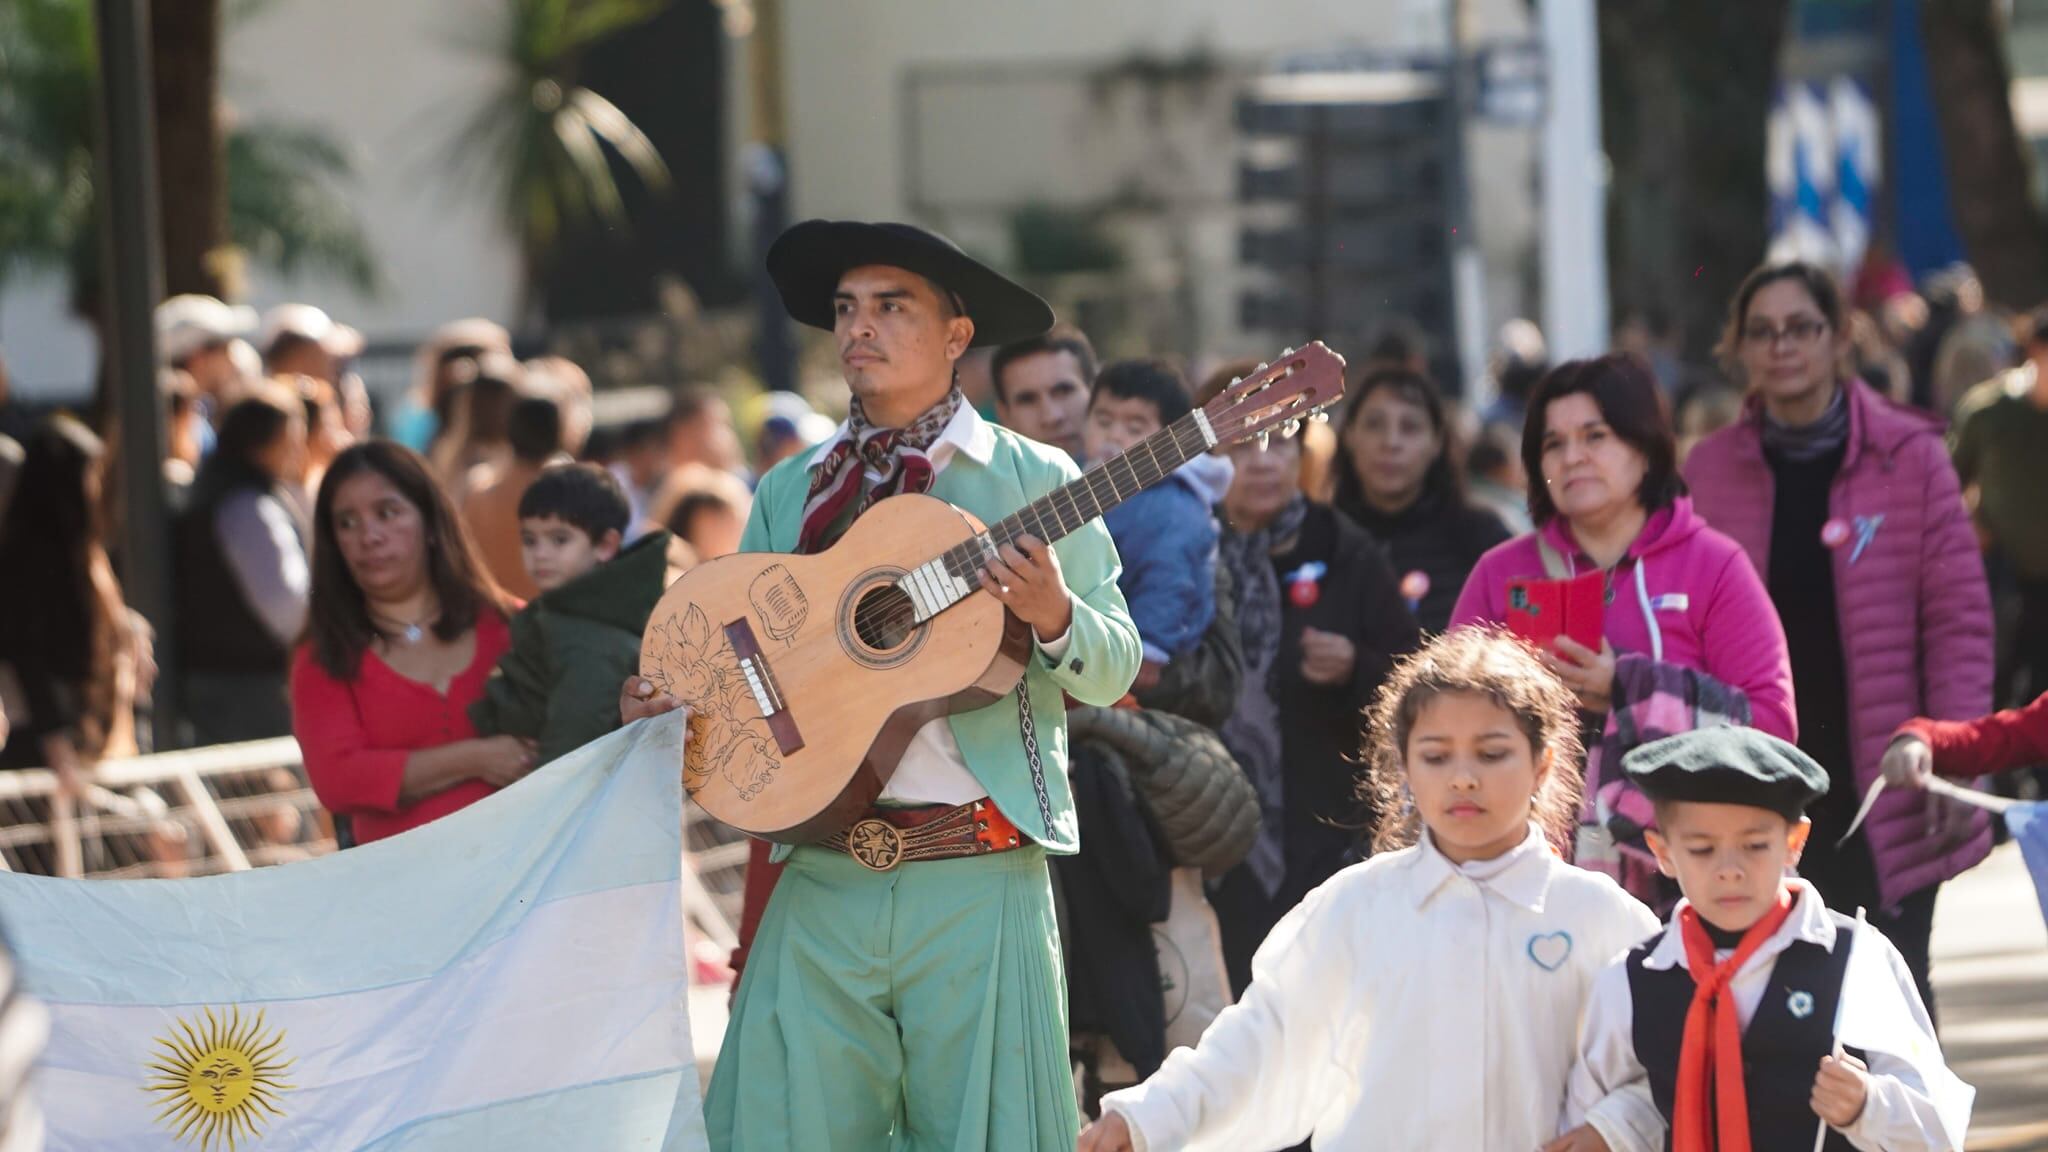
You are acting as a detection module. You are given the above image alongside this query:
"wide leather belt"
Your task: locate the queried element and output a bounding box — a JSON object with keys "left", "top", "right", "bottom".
{"left": 820, "top": 799, "right": 1025, "bottom": 872}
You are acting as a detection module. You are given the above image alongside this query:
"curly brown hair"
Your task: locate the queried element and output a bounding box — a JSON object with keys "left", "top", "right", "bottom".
{"left": 1363, "top": 627, "right": 1585, "bottom": 856}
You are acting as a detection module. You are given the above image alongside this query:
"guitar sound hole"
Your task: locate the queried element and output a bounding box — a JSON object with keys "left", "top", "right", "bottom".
{"left": 852, "top": 585, "right": 918, "bottom": 651}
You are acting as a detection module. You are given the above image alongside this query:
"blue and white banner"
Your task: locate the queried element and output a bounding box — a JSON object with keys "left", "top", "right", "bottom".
{"left": 0, "top": 714, "right": 706, "bottom": 1152}
{"left": 1768, "top": 76, "right": 1881, "bottom": 280}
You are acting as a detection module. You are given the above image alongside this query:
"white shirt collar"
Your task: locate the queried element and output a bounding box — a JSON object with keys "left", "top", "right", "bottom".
{"left": 1404, "top": 823, "right": 1556, "bottom": 913}
{"left": 1642, "top": 877, "right": 1837, "bottom": 971}
{"left": 805, "top": 400, "right": 996, "bottom": 473}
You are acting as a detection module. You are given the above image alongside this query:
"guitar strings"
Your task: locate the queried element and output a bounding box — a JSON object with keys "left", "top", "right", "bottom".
{"left": 849, "top": 386, "right": 1318, "bottom": 640}
{"left": 845, "top": 367, "right": 1321, "bottom": 644}
{"left": 850, "top": 417, "right": 1212, "bottom": 639}
{"left": 848, "top": 417, "right": 1215, "bottom": 641}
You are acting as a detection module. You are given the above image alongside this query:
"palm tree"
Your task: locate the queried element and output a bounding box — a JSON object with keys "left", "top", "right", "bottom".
{"left": 442, "top": 0, "right": 674, "bottom": 320}
{"left": 0, "top": 0, "right": 99, "bottom": 297}
{"left": 0, "top": 0, "right": 377, "bottom": 308}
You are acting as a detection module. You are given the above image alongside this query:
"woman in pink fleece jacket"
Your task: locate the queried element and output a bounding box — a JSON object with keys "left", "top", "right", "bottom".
{"left": 1684, "top": 261, "right": 1994, "bottom": 1019}
{"left": 1451, "top": 356, "right": 1795, "bottom": 908}
{"left": 1451, "top": 355, "right": 1795, "bottom": 737}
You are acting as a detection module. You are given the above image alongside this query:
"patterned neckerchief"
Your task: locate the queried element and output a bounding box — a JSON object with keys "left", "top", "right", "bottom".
{"left": 796, "top": 386, "right": 964, "bottom": 554}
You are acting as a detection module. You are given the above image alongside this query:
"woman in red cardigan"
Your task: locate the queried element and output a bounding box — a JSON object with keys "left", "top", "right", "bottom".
{"left": 290, "top": 440, "right": 533, "bottom": 844}
{"left": 1885, "top": 691, "right": 2048, "bottom": 787}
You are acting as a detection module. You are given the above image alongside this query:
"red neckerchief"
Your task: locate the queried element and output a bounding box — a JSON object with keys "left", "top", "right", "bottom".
{"left": 1671, "top": 886, "right": 1797, "bottom": 1152}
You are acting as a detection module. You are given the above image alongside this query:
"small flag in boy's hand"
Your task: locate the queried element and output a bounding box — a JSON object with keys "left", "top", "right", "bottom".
{"left": 1825, "top": 902, "right": 1975, "bottom": 1149}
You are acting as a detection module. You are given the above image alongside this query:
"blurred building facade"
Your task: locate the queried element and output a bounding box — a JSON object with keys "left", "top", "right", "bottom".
{"left": 3, "top": 0, "right": 1549, "bottom": 399}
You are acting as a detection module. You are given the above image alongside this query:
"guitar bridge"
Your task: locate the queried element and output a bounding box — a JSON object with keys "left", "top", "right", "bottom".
{"left": 738, "top": 652, "right": 784, "bottom": 714}
{"left": 724, "top": 619, "right": 805, "bottom": 755}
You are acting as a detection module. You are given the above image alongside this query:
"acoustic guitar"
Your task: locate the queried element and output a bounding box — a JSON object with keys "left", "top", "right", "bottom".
{"left": 639, "top": 342, "right": 1347, "bottom": 842}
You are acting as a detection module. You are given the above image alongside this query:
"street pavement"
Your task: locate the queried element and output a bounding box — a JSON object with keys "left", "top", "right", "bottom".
{"left": 1934, "top": 841, "right": 2048, "bottom": 1151}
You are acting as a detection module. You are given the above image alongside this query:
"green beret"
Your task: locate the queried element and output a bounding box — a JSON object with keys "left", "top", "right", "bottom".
{"left": 1621, "top": 727, "right": 1829, "bottom": 821}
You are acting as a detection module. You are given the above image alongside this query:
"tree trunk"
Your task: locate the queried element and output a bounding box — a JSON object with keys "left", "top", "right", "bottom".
{"left": 1921, "top": 0, "right": 2048, "bottom": 309}
{"left": 150, "top": 0, "right": 226, "bottom": 300}
{"left": 1600, "top": 0, "right": 1791, "bottom": 361}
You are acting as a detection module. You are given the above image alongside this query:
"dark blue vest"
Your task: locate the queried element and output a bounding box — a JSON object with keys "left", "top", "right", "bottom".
{"left": 1627, "top": 915, "right": 1862, "bottom": 1152}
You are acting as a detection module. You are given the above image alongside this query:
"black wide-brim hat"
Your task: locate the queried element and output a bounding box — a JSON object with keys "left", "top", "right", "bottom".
{"left": 766, "top": 219, "right": 1055, "bottom": 348}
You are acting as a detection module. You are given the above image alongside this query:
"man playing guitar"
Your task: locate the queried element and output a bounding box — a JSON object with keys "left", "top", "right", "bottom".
{"left": 690, "top": 220, "right": 1141, "bottom": 1151}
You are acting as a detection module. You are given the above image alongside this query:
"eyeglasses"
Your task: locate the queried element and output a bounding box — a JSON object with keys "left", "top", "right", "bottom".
{"left": 1741, "top": 317, "right": 1828, "bottom": 347}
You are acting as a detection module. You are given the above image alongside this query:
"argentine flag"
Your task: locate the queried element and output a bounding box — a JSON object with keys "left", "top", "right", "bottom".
{"left": 0, "top": 714, "right": 707, "bottom": 1151}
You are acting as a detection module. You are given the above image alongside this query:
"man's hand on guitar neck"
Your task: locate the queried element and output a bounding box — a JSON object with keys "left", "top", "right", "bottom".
{"left": 977, "top": 534, "right": 1074, "bottom": 645}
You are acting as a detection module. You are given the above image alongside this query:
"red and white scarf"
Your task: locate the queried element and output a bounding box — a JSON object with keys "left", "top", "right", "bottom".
{"left": 796, "top": 388, "right": 964, "bottom": 555}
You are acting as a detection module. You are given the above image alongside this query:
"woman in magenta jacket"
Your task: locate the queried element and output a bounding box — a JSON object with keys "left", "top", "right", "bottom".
{"left": 1451, "top": 355, "right": 1795, "bottom": 739}
{"left": 1684, "top": 261, "right": 1994, "bottom": 1016}
{"left": 1451, "top": 356, "right": 1796, "bottom": 907}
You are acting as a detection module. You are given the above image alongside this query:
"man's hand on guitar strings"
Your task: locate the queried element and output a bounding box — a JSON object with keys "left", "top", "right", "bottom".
{"left": 978, "top": 534, "right": 1074, "bottom": 644}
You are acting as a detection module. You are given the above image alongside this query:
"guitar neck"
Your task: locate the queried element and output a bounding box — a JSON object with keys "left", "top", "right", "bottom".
{"left": 927, "top": 413, "right": 1216, "bottom": 594}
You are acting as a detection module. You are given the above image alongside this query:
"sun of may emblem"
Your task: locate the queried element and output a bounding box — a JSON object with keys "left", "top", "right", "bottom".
{"left": 144, "top": 1006, "right": 295, "bottom": 1151}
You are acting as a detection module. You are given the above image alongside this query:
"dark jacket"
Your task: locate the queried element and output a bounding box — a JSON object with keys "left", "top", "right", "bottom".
{"left": 469, "top": 529, "right": 671, "bottom": 765}
{"left": 1337, "top": 487, "right": 1509, "bottom": 634}
{"left": 1270, "top": 503, "right": 1421, "bottom": 897}
{"left": 1069, "top": 706, "right": 1259, "bottom": 877}
{"left": 1057, "top": 740, "right": 1172, "bottom": 1078}
{"left": 175, "top": 469, "right": 305, "bottom": 676}
{"left": 1057, "top": 564, "right": 1254, "bottom": 1080}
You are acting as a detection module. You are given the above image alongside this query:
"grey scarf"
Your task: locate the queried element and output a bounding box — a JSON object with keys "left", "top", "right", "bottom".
{"left": 1216, "top": 494, "right": 1309, "bottom": 898}
{"left": 1761, "top": 383, "right": 1850, "bottom": 464}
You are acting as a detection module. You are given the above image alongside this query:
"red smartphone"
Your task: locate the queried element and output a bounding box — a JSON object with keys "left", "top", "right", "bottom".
{"left": 1505, "top": 569, "right": 1604, "bottom": 653}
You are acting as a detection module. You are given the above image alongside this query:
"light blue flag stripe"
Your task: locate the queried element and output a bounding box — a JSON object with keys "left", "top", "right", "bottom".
{"left": 0, "top": 715, "right": 685, "bottom": 1006}
{"left": 2005, "top": 800, "right": 2048, "bottom": 929}
{"left": 0, "top": 714, "right": 707, "bottom": 1151}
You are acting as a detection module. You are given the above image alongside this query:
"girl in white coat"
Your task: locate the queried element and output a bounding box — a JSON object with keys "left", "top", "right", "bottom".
{"left": 1079, "top": 627, "right": 1663, "bottom": 1152}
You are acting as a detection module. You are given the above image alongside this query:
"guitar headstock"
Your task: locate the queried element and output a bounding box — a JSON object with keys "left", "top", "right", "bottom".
{"left": 1201, "top": 342, "right": 1348, "bottom": 451}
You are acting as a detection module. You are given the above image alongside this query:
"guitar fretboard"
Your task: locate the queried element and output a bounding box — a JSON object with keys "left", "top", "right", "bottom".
{"left": 896, "top": 411, "right": 1216, "bottom": 622}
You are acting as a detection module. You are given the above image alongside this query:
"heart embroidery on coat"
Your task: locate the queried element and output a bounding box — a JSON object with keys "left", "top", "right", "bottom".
{"left": 1527, "top": 931, "right": 1573, "bottom": 972}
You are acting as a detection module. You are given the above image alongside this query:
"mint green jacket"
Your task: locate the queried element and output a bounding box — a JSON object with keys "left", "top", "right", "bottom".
{"left": 741, "top": 424, "right": 1141, "bottom": 854}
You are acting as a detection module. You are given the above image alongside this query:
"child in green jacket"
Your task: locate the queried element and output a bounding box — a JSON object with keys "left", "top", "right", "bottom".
{"left": 470, "top": 464, "right": 671, "bottom": 765}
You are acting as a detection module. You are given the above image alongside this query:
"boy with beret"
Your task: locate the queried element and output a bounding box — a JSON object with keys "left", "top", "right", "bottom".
{"left": 1563, "top": 728, "right": 1972, "bottom": 1152}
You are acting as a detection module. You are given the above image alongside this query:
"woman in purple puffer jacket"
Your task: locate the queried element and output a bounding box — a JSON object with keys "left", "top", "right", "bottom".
{"left": 1685, "top": 261, "right": 1995, "bottom": 1017}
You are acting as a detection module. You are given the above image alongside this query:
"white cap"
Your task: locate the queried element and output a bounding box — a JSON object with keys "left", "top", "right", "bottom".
{"left": 259, "top": 303, "right": 365, "bottom": 360}
{"left": 155, "top": 294, "right": 258, "bottom": 365}
{"left": 425, "top": 317, "right": 511, "bottom": 357}
{"left": 759, "top": 390, "right": 837, "bottom": 446}
{"left": 1492, "top": 317, "right": 1547, "bottom": 366}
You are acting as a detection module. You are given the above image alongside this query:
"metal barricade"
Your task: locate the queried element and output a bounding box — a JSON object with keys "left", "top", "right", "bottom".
{"left": 0, "top": 739, "right": 329, "bottom": 878}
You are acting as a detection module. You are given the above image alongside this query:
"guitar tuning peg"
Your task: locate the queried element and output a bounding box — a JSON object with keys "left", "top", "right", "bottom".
{"left": 1282, "top": 419, "right": 1301, "bottom": 438}
{"left": 1257, "top": 430, "right": 1271, "bottom": 452}
{"left": 1312, "top": 410, "right": 1331, "bottom": 425}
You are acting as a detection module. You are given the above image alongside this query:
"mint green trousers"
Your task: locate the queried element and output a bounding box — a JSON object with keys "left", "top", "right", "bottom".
{"left": 704, "top": 844, "right": 1079, "bottom": 1152}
